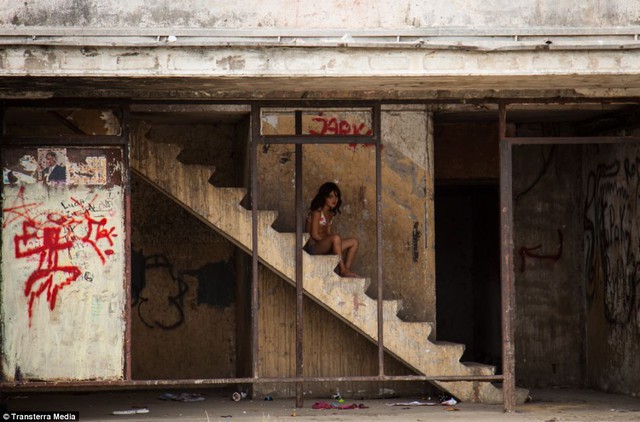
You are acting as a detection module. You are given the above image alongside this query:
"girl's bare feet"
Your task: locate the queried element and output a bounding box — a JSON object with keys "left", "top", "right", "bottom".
{"left": 341, "top": 269, "right": 360, "bottom": 278}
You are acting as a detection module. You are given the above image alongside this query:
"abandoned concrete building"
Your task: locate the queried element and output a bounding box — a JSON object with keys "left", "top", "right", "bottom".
{"left": 1, "top": 1, "right": 639, "bottom": 412}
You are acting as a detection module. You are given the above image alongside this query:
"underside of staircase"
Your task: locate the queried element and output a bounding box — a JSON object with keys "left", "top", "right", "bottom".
{"left": 130, "top": 136, "right": 528, "bottom": 405}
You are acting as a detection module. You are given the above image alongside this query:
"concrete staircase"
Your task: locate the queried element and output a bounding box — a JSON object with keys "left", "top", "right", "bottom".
{"left": 130, "top": 136, "right": 527, "bottom": 404}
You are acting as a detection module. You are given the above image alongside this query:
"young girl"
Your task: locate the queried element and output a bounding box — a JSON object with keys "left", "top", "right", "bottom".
{"left": 304, "top": 182, "right": 359, "bottom": 278}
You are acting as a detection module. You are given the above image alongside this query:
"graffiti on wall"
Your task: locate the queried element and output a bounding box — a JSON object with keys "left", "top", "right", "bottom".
{"left": 307, "top": 116, "right": 373, "bottom": 136}
{"left": 519, "top": 229, "right": 564, "bottom": 273}
{"left": 584, "top": 156, "right": 640, "bottom": 327}
{"left": 132, "top": 253, "right": 236, "bottom": 330}
{"left": 2, "top": 147, "right": 123, "bottom": 324}
{"left": 3, "top": 187, "right": 118, "bottom": 323}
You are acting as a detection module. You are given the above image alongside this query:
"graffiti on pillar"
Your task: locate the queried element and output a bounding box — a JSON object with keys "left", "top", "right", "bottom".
{"left": 584, "top": 156, "right": 639, "bottom": 326}
{"left": 519, "top": 229, "right": 564, "bottom": 273}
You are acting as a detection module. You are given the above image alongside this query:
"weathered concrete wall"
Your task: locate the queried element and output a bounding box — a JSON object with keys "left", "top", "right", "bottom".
{"left": 513, "top": 143, "right": 585, "bottom": 388}
{"left": 129, "top": 121, "right": 239, "bottom": 379}
{"left": 1, "top": 146, "right": 126, "bottom": 380}
{"left": 2, "top": 0, "right": 639, "bottom": 28}
{"left": 583, "top": 142, "right": 640, "bottom": 397}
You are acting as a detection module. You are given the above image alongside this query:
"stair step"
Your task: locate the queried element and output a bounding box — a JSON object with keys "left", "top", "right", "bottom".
{"left": 257, "top": 210, "right": 279, "bottom": 229}
{"left": 460, "top": 362, "right": 496, "bottom": 375}
{"left": 182, "top": 164, "right": 215, "bottom": 183}
{"left": 215, "top": 187, "right": 248, "bottom": 205}
{"left": 431, "top": 341, "right": 466, "bottom": 358}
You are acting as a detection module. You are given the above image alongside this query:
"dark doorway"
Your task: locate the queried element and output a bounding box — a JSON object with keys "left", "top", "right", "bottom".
{"left": 435, "top": 184, "right": 502, "bottom": 371}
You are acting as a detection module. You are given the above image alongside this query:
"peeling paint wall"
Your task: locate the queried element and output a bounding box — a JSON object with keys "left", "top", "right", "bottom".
{"left": 1, "top": 146, "right": 126, "bottom": 381}
{"left": 2, "top": 1, "right": 639, "bottom": 28}
{"left": 583, "top": 142, "right": 640, "bottom": 397}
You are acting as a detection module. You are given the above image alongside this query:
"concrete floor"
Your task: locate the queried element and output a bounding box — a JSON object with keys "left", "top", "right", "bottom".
{"left": 3, "top": 388, "right": 640, "bottom": 421}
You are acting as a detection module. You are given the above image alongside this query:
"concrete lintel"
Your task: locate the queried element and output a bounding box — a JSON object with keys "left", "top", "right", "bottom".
{"left": 2, "top": 46, "right": 640, "bottom": 80}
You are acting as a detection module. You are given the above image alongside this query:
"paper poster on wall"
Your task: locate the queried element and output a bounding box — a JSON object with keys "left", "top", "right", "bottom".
{"left": 1, "top": 146, "right": 126, "bottom": 381}
{"left": 3, "top": 148, "right": 110, "bottom": 187}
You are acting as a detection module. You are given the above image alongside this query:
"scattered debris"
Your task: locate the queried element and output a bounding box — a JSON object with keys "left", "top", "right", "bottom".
{"left": 112, "top": 407, "right": 149, "bottom": 415}
{"left": 232, "top": 392, "right": 247, "bottom": 402}
{"left": 312, "top": 401, "right": 368, "bottom": 410}
{"left": 159, "top": 392, "right": 205, "bottom": 402}
{"left": 441, "top": 398, "right": 458, "bottom": 406}
{"left": 386, "top": 401, "right": 438, "bottom": 407}
{"left": 264, "top": 395, "right": 273, "bottom": 401}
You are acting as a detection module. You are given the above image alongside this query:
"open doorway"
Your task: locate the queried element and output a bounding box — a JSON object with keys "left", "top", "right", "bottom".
{"left": 435, "top": 183, "right": 502, "bottom": 369}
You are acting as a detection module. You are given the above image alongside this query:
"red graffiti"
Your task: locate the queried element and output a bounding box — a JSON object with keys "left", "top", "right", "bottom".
{"left": 309, "top": 117, "right": 373, "bottom": 136}
{"left": 519, "top": 229, "right": 563, "bottom": 273}
{"left": 3, "top": 187, "right": 118, "bottom": 323}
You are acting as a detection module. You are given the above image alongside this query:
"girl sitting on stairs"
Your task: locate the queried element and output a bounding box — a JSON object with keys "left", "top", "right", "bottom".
{"left": 303, "top": 182, "right": 360, "bottom": 278}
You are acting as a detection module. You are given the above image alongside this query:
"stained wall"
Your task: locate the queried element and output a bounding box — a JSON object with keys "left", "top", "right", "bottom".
{"left": 3, "top": 1, "right": 638, "bottom": 29}
{"left": 583, "top": 142, "right": 640, "bottom": 397}
{"left": 512, "top": 143, "right": 585, "bottom": 388}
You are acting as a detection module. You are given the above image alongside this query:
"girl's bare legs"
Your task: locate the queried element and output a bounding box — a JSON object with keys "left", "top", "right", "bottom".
{"left": 341, "top": 238, "right": 359, "bottom": 277}
{"left": 310, "top": 234, "right": 359, "bottom": 277}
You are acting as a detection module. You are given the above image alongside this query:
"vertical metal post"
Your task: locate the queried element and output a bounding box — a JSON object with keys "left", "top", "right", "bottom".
{"left": 122, "top": 106, "right": 132, "bottom": 381}
{"left": 250, "top": 105, "right": 260, "bottom": 381}
{"left": 374, "top": 104, "right": 384, "bottom": 376}
{"left": 499, "top": 103, "right": 516, "bottom": 413}
{"left": 294, "top": 112, "right": 304, "bottom": 408}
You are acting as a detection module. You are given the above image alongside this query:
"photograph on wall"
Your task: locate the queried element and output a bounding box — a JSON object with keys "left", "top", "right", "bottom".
{"left": 38, "top": 148, "right": 68, "bottom": 186}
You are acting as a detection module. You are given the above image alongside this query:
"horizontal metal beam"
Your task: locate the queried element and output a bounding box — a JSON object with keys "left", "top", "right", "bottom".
{"left": 0, "top": 374, "right": 504, "bottom": 390}
{"left": 257, "top": 136, "right": 376, "bottom": 144}
{"left": 506, "top": 136, "right": 640, "bottom": 145}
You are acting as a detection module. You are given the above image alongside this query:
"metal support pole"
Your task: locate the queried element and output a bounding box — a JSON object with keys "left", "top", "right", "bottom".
{"left": 294, "top": 112, "right": 304, "bottom": 408}
{"left": 374, "top": 104, "right": 384, "bottom": 376}
{"left": 499, "top": 103, "right": 516, "bottom": 413}
{"left": 250, "top": 105, "right": 260, "bottom": 383}
{"left": 122, "top": 106, "right": 132, "bottom": 381}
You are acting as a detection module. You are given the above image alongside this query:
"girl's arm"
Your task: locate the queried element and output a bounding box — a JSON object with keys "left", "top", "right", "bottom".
{"left": 309, "top": 210, "right": 325, "bottom": 241}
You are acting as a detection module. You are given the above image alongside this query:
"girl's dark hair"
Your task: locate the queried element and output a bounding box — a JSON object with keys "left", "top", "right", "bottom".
{"left": 309, "top": 182, "right": 342, "bottom": 215}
